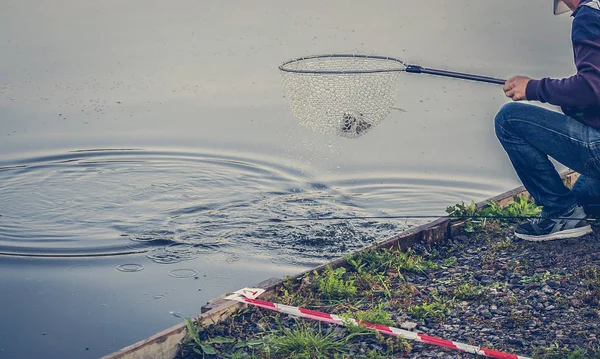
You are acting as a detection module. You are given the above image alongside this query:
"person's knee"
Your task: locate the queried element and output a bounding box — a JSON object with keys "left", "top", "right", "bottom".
{"left": 494, "top": 102, "right": 529, "bottom": 138}
{"left": 495, "top": 102, "right": 527, "bottom": 125}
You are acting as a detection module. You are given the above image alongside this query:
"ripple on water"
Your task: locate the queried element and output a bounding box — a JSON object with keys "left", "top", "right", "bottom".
{"left": 65, "top": 264, "right": 97, "bottom": 273}
{"left": 0, "top": 149, "right": 499, "bottom": 265}
{"left": 167, "top": 268, "right": 199, "bottom": 278}
{"left": 146, "top": 243, "right": 201, "bottom": 264}
{"left": 116, "top": 263, "right": 145, "bottom": 273}
{"left": 0, "top": 149, "right": 310, "bottom": 258}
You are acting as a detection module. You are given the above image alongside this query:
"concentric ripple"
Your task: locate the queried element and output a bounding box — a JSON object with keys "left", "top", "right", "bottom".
{"left": 0, "top": 149, "right": 308, "bottom": 258}
{"left": 0, "top": 149, "right": 499, "bottom": 265}
{"left": 167, "top": 268, "right": 199, "bottom": 278}
{"left": 116, "top": 263, "right": 145, "bottom": 273}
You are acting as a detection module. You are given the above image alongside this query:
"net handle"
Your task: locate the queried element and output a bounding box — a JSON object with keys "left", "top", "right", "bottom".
{"left": 405, "top": 65, "right": 506, "bottom": 85}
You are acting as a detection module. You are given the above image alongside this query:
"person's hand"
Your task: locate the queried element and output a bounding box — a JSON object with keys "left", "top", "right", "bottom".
{"left": 504, "top": 76, "right": 531, "bottom": 101}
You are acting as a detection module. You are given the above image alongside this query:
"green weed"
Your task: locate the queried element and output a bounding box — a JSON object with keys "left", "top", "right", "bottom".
{"left": 395, "top": 249, "right": 438, "bottom": 273}
{"left": 359, "top": 272, "right": 393, "bottom": 298}
{"left": 363, "top": 349, "right": 388, "bottom": 359}
{"left": 345, "top": 255, "right": 366, "bottom": 274}
{"left": 520, "top": 271, "right": 563, "bottom": 284}
{"left": 446, "top": 200, "right": 479, "bottom": 232}
{"left": 480, "top": 195, "right": 541, "bottom": 220}
{"left": 354, "top": 247, "right": 436, "bottom": 275}
{"left": 225, "top": 353, "right": 248, "bottom": 359}
{"left": 490, "top": 236, "right": 516, "bottom": 251}
{"left": 316, "top": 266, "right": 357, "bottom": 299}
{"left": 355, "top": 304, "right": 394, "bottom": 326}
{"left": 442, "top": 256, "right": 457, "bottom": 268}
{"left": 408, "top": 296, "right": 451, "bottom": 321}
{"left": 446, "top": 195, "right": 541, "bottom": 232}
{"left": 342, "top": 303, "right": 395, "bottom": 336}
{"left": 451, "top": 283, "right": 486, "bottom": 300}
{"left": 446, "top": 200, "right": 478, "bottom": 217}
{"left": 183, "top": 318, "right": 237, "bottom": 356}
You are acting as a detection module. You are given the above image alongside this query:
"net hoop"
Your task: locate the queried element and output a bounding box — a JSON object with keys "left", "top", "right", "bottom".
{"left": 279, "top": 54, "right": 407, "bottom": 74}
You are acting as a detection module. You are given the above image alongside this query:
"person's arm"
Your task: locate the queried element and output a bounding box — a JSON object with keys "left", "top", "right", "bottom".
{"left": 525, "top": 8, "right": 600, "bottom": 106}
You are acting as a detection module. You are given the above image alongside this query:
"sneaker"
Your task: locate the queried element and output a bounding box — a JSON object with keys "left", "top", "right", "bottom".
{"left": 514, "top": 205, "right": 592, "bottom": 241}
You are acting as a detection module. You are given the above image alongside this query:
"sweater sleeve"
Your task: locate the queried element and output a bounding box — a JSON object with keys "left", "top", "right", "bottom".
{"left": 526, "top": 7, "right": 600, "bottom": 107}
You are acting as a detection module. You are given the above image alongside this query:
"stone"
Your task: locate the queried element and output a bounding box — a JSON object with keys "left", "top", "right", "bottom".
{"left": 400, "top": 321, "right": 418, "bottom": 330}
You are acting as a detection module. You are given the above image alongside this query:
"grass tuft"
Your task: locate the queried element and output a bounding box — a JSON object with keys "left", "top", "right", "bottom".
{"left": 267, "top": 323, "right": 344, "bottom": 359}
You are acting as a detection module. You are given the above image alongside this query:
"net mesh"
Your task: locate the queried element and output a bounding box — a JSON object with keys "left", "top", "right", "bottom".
{"left": 280, "top": 56, "right": 405, "bottom": 139}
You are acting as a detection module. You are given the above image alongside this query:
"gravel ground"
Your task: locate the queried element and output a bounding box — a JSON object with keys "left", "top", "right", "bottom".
{"left": 177, "top": 219, "right": 600, "bottom": 359}
{"left": 402, "top": 221, "right": 600, "bottom": 358}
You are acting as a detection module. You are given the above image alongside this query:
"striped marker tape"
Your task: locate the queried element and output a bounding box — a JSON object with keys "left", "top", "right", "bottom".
{"left": 224, "top": 288, "right": 532, "bottom": 359}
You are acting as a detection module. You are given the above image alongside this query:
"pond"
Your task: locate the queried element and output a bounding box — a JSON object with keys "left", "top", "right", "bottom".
{"left": 0, "top": 1, "right": 574, "bottom": 358}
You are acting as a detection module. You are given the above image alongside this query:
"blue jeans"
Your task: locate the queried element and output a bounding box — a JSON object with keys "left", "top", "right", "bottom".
{"left": 495, "top": 102, "right": 600, "bottom": 217}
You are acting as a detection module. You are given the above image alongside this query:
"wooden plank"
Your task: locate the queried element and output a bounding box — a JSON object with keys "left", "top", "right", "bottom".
{"left": 100, "top": 278, "right": 282, "bottom": 359}
{"left": 102, "top": 171, "right": 580, "bottom": 359}
{"left": 99, "top": 322, "right": 186, "bottom": 359}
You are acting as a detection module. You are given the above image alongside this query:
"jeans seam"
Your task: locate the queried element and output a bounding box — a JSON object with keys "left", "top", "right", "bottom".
{"left": 495, "top": 122, "right": 527, "bottom": 145}
{"left": 504, "top": 118, "right": 590, "bottom": 147}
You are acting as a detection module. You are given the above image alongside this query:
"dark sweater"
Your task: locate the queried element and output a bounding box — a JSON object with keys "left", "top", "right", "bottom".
{"left": 526, "top": 0, "right": 600, "bottom": 128}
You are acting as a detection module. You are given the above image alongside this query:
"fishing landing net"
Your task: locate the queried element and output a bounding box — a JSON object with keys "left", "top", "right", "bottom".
{"left": 279, "top": 54, "right": 404, "bottom": 139}
{"left": 279, "top": 54, "right": 505, "bottom": 139}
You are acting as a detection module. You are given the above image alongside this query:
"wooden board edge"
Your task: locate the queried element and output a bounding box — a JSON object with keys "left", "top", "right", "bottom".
{"left": 100, "top": 278, "right": 282, "bottom": 359}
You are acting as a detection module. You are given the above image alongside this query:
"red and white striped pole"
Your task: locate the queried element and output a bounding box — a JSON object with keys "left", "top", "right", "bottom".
{"left": 225, "top": 288, "right": 532, "bottom": 359}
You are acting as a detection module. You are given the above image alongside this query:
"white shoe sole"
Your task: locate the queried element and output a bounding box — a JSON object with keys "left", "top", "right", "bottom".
{"left": 515, "top": 225, "right": 593, "bottom": 242}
